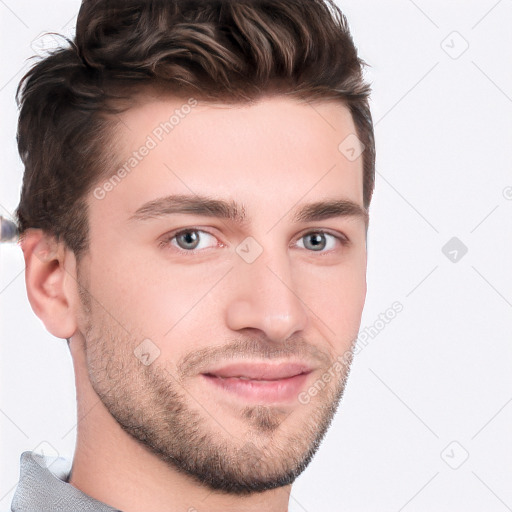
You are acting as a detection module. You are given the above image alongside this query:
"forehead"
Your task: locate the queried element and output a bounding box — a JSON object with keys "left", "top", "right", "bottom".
{"left": 89, "top": 95, "right": 365, "bottom": 229}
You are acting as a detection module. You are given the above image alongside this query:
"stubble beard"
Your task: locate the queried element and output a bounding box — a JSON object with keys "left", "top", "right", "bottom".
{"left": 76, "top": 273, "right": 353, "bottom": 495}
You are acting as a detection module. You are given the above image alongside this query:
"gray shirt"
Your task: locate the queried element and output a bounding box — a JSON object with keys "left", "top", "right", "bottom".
{"left": 11, "top": 451, "right": 121, "bottom": 511}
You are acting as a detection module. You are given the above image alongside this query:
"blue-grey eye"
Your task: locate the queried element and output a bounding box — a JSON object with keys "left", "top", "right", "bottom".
{"left": 297, "top": 232, "right": 338, "bottom": 252}
{"left": 172, "top": 230, "right": 217, "bottom": 251}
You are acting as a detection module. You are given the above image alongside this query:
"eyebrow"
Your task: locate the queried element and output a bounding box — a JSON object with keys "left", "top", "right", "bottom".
{"left": 128, "top": 194, "right": 368, "bottom": 226}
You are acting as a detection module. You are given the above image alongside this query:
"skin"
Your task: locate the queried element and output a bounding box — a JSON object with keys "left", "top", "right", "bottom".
{"left": 21, "top": 95, "right": 368, "bottom": 512}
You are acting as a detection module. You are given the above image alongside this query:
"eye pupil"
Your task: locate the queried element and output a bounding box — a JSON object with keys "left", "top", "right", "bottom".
{"left": 304, "top": 233, "right": 326, "bottom": 251}
{"left": 177, "top": 231, "right": 200, "bottom": 250}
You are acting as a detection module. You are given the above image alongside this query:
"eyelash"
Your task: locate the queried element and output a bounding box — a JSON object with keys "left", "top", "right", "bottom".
{"left": 158, "top": 228, "right": 350, "bottom": 256}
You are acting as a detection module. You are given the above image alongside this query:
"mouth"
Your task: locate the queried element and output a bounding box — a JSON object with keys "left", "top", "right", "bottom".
{"left": 201, "top": 362, "right": 314, "bottom": 403}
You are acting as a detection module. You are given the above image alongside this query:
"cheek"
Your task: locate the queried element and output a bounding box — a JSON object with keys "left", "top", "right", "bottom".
{"left": 296, "top": 256, "right": 367, "bottom": 344}
{"left": 94, "top": 256, "right": 227, "bottom": 353}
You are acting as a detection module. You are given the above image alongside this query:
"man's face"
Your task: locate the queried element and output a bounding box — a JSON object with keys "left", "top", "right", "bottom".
{"left": 76, "top": 95, "right": 367, "bottom": 493}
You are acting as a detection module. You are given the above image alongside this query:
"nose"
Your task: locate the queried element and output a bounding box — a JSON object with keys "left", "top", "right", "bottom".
{"left": 225, "top": 248, "right": 309, "bottom": 343}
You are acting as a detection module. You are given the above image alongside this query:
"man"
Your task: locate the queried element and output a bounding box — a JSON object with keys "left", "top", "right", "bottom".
{"left": 12, "top": 0, "right": 375, "bottom": 510}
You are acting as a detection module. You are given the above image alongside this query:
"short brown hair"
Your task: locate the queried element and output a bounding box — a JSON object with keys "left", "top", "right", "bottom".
{"left": 15, "top": 0, "right": 375, "bottom": 262}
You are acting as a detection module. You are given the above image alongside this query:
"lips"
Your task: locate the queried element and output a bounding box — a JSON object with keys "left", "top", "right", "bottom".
{"left": 200, "top": 362, "right": 316, "bottom": 403}
{"left": 202, "top": 361, "right": 313, "bottom": 380}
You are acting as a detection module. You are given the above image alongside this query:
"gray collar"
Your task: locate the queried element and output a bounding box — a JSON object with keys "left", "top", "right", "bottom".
{"left": 11, "top": 451, "right": 121, "bottom": 511}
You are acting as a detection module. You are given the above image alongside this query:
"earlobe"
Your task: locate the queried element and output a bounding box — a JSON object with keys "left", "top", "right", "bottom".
{"left": 21, "top": 229, "right": 78, "bottom": 340}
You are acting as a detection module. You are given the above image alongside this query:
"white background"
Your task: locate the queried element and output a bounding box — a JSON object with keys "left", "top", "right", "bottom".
{"left": 1, "top": 1, "right": 511, "bottom": 510}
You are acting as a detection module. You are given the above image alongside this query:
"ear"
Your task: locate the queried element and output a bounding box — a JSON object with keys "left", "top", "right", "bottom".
{"left": 20, "top": 228, "right": 79, "bottom": 340}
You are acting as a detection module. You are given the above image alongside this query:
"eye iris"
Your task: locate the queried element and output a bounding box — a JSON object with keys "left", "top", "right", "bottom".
{"left": 177, "top": 231, "right": 200, "bottom": 250}
{"left": 304, "top": 233, "right": 326, "bottom": 251}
